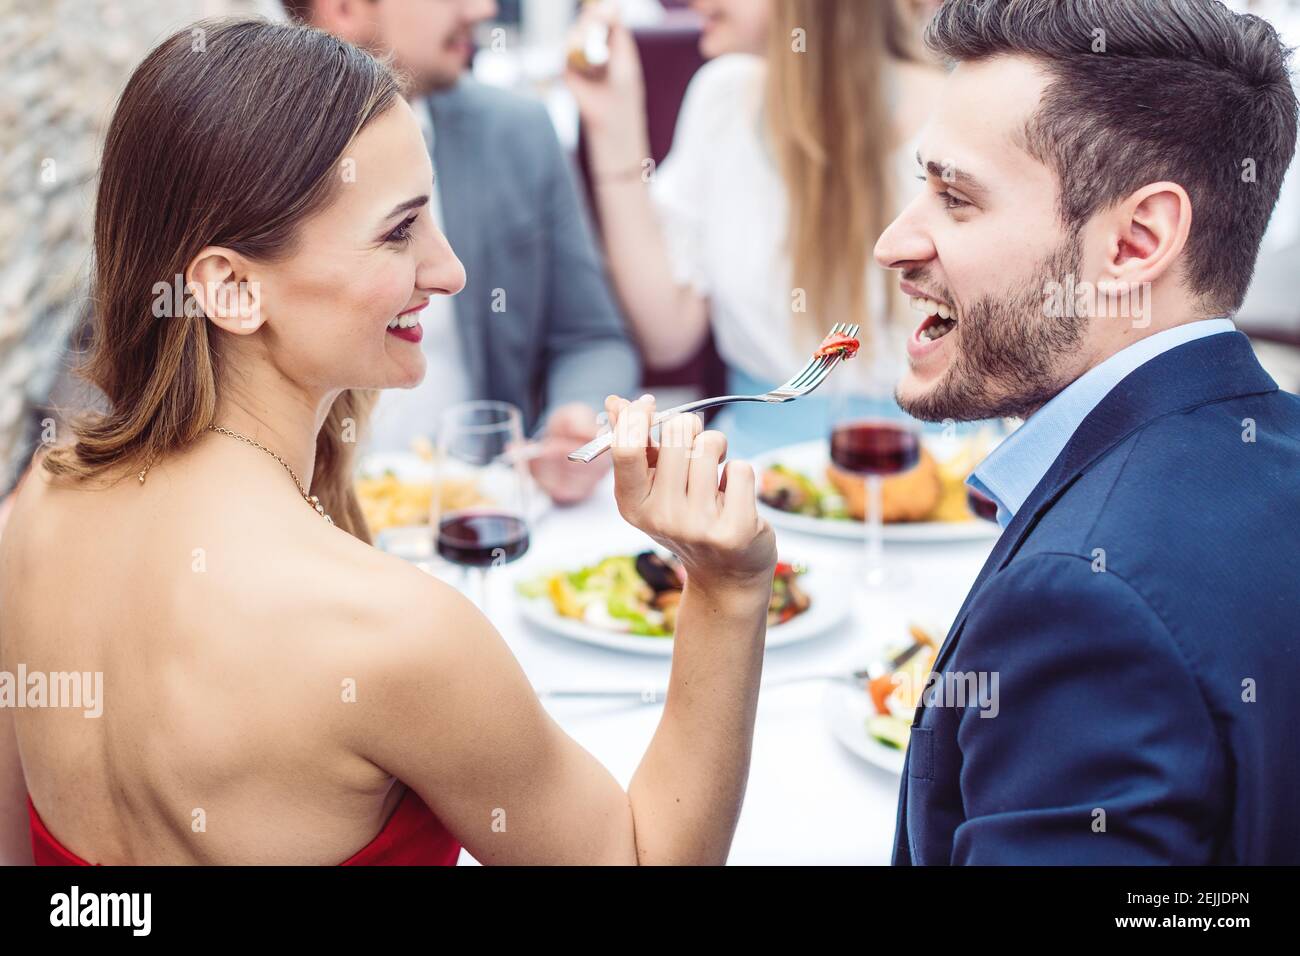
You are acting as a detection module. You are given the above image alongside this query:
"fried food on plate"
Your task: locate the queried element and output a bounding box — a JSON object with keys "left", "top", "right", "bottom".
{"left": 825, "top": 447, "right": 942, "bottom": 522}
{"left": 356, "top": 473, "right": 488, "bottom": 533}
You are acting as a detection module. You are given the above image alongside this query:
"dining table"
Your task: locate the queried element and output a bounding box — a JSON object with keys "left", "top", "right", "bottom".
{"left": 404, "top": 466, "right": 998, "bottom": 866}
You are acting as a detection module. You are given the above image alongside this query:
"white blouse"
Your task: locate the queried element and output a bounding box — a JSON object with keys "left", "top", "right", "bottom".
{"left": 649, "top": 54, "right": 922, "bottom": 397}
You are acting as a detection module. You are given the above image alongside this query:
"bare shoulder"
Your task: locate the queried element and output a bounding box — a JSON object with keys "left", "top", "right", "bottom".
{"left": 0, "top": 449, "right": 65, "bottom": 582}
{"left": 2, "top": 445, "right": 131, "bottom": 544}
{"left": 318, "top": 527, "right": 486, "bottom": 640}
{"left": 3, "top": 446, "right": 53, "bottom": 528}
{"left": 278, "top": 523, "right": 485, "bottom": 659}
{"left": 289, "top": 525, "right": 524, "bottom": 742}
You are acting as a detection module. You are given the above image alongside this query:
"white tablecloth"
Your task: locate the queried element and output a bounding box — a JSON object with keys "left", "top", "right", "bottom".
{"left": 432, "top": 469, "right": 995, "bottom": 865}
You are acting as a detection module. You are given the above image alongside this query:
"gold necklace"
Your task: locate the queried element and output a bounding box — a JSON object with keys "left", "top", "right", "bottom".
{"left": 137, "top": 424, "right": 334, "bottom": 525}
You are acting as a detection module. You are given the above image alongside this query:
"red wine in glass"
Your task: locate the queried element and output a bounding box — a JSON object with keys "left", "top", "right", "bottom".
{"left": 828, "top": 416, "right": 921, "bottom": 590}
{"left": 436, "top": 510, "right": 531, "bottom": 568}
{"left": 966, "top": 487, "right": 1000, "bottom": 523}
{"left": 830, "top": 421, "right": 921, "bottom": 476}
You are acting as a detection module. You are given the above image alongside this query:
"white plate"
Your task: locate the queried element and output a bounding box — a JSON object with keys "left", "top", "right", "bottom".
{"left": 822, "top": 680, "right": 907, "bottom": 775}
{"left": 751, "top": 440, "right": 999, "bottom": 543}
{"left": 516, "top": 555, "right": 852, "bottom": 656}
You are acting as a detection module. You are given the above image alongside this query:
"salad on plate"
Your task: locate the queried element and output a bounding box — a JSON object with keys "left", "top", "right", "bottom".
{"left": 516, "top": 550, "right": 812, "bottom": 637}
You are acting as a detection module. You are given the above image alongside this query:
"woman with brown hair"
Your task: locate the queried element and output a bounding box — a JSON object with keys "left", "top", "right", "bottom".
{"left": 0, "top": 17, "right": 775, "bottom": 865}
{"left": 567, "top": 0, "right": 947, "bottom": 457}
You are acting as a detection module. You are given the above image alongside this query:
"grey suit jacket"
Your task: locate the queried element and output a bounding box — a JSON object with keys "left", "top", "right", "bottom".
{"left": 426, "top": 80, "right": 639, "bottom": 437}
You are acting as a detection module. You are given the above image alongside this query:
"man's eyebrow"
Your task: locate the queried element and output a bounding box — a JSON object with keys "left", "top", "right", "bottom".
{"left": 916, "top": 152, "right": 988, "bottom": 198}
{"left": 384, "top": 195, "right": 429, "bottom": 219}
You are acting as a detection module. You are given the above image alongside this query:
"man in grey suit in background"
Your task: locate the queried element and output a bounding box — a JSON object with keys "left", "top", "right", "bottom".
{"left": 289, "top": 0, "right": 639, "bottom": 504}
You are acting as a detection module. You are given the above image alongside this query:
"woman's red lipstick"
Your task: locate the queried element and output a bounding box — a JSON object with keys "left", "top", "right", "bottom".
{"left": 387, "top": 300, "right": 428, "bottom": 343}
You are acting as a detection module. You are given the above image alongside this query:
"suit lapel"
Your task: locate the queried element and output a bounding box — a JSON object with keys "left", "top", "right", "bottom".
{"left": 426, "top": 86, "right": 489, "bottom": 400}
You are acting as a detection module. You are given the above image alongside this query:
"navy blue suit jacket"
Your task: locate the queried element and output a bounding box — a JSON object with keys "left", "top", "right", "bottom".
{"left": 894, "top": 331, "right": 1300, "bottom": 864}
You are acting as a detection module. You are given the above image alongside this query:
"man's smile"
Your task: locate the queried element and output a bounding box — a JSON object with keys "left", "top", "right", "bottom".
{"left": 901, "top": 280, "right": 958, "bottom": 361}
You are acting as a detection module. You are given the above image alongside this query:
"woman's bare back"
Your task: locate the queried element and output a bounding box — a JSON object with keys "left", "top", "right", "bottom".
{"left": 0, "top": 443, "right": 432, "bottom": 864}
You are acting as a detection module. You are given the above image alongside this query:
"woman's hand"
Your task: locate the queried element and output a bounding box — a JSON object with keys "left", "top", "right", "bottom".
{"left": 564, "top": 5, "right": 651, "bottom": 170}
{"left": 604, "top": 394, "right": 777, "bottom": 598}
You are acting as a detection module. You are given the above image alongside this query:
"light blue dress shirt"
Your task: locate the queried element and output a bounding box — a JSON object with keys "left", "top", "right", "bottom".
{"left": 966, "top": 318, "right": 1239, "bottom": 528}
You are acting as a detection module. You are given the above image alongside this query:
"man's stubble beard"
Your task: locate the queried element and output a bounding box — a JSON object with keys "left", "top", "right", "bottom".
{"left": 897, "top": 231, "right": 1090, "bottom": 423}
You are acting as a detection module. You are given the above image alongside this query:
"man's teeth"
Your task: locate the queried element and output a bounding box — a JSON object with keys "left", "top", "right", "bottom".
{"left": 909, "top": 295, "right": 954, "bottom": 320}
{"left": 387, "top": 313, "right": 420, "bottom": 329}
{"left": 920, "top": 318, "right": 956, "bottom": 342}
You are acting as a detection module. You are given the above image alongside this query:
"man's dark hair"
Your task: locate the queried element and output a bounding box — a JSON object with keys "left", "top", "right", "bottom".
{"left": 927, "top": 0, "right": 1298, "bottom": 313}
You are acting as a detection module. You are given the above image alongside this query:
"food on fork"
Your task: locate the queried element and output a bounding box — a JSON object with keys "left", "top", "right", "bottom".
{"left": 814, "top": 330, "right": 861, "bottom": 361}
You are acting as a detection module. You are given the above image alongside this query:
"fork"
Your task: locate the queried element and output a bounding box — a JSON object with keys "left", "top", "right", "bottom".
{"left": 567, "top": 322, "right": 861, "bottom": 463}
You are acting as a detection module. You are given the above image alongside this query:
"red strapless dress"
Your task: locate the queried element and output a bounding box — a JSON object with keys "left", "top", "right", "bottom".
{"left": 28, "top": 786, "right": 460, "bottom": 865}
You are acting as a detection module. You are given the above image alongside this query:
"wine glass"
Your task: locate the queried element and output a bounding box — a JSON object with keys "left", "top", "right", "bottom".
{"left": 828, "top": 399, "right": 922, "bottom": 590}
{"left": 433, "top": 401, "right": 532, "bottom": 617}
{"left": 966, "top": 486, "right": 1001, "bottom": 523}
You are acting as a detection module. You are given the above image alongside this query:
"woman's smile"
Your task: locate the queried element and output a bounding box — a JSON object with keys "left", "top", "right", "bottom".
{"left": 386, "top": 301, "right": 427, "bottom": 343}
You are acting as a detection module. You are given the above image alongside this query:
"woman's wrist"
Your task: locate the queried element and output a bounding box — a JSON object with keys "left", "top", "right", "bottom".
{"left": 681, "top": 571, "right": 773, "bottom": 619}
{"left": 592, "top": 160, "right": 649, "bottom": 184}
{"left": 586, "top": 127, "right": 651, "bottom": 179}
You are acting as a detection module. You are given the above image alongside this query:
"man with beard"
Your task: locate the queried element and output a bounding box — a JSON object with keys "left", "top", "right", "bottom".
{"left": 875, "top": 0, "right": 1300, "bottom": 864}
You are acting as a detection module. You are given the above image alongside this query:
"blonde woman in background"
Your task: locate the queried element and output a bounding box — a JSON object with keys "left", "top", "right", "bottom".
{"left": 567, "top": 0, "right": 947, "bottom": 457}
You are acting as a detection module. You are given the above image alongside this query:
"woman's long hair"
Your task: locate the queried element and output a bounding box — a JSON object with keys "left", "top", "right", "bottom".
{"left": 42, "top": 17, "right": 402, "bottom": 542}
{"left": 765, "top": 0, "right": 919, "bottom": 356}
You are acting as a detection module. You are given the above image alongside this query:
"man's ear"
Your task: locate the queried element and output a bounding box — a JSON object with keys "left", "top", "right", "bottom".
{"left": 185, "top": 247, "right": 264, "bottom": 334}
{"left": 1098, "top": 182, "right": 1192, "bottom": 294}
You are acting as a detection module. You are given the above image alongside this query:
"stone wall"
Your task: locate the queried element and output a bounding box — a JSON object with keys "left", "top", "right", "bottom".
{"left": 0, "top": 0, "right": 270, "bottom": 492}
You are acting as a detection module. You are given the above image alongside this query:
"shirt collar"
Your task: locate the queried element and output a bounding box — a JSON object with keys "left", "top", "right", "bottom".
{"left": 966, "top": 317, "right": 1238, "bottom": 528}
